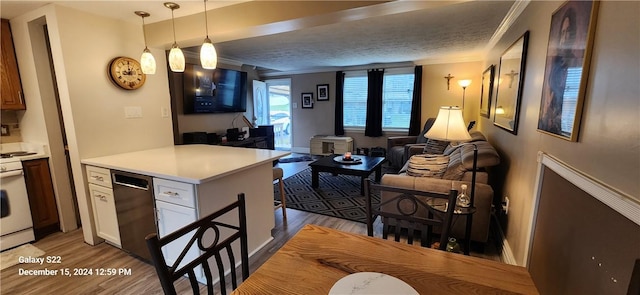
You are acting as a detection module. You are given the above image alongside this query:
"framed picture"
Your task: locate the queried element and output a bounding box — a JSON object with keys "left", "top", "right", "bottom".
{"left": 301, "top": 92, "right": 313, "bottom": 109}
{"left": 317, "top": 84, "right": 329, "bottom": 101}
{"left": 493, "top": 31, "right": 530, "bottom": 134}
{"left": 480, "top": 65, "right": 495, "bottom": 118}
{"left": 537, "top": 0, "right": 599, "bottom": 141}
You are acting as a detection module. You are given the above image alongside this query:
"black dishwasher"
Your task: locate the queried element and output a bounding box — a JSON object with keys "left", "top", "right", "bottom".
{"left": 111, "top": 170, "right": 156, "bottom": 262}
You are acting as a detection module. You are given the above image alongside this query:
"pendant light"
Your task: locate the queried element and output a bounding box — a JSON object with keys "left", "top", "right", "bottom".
{"left": 200, "top": 0, "right": 217, "bottom": 69}
{"left": 164, "top": 2, "right": 185, "bottom": 72}
{"left": 135, "top": 11, "right": 156, "bottom": 74}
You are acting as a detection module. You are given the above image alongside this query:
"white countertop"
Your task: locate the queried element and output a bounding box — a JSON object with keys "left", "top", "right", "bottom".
{"left": 81, "top": 145, "right": 290, "bottom": 184}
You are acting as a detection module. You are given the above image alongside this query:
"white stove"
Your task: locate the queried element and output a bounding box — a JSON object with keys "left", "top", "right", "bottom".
{"left": 0, "top": 143, "right": 46, "bottom": 251}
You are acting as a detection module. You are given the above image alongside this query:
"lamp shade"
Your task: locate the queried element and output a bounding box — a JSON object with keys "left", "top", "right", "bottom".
{"left": 425, "top": 106, "right": 471, "bottom": 142}
{"left": 458, "top": 79, "right": 472, "bottom": 88}
{"left": 140, "top": 48, "right": 156, "bottom": 74}
{"left": 169, "top": 44, "right": 185, "bottom": 72}
{"left": 200, "top": 38, "right": 217, "bottom": 69}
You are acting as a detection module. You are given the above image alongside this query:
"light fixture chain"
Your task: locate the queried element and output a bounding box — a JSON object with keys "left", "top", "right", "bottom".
{"left": 141, "top": 16, "right": 148, "bottom": 47}
{"left": 171, "top": 8, "right": 177, "bottom": 44}
{"left": 204, "top": 0, "right": 209, "bottom": 38}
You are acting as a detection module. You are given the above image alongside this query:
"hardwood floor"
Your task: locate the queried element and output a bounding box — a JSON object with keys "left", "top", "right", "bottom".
{"left": 0, "top": 155, "right": 501, "bottom": 294}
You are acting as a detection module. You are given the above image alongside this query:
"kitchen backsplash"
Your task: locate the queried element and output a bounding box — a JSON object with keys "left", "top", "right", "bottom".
{"left": 1, "top": 111, "right": 22, "bottom": 143}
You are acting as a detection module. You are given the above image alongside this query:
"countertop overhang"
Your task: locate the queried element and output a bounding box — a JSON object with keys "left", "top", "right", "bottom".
{"left": 81, "top": 145, "right": 290, "bottom": 184}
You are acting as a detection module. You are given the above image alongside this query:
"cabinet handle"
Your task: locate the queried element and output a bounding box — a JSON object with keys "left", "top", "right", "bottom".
{"left": 96, "top": 194, "right": 107, "bottom": 201}
{"left": 91, "top": 175, "right": 104, "bottom": 181}
{"left": 163, "top": 191, "right": 180, "bottom": 198}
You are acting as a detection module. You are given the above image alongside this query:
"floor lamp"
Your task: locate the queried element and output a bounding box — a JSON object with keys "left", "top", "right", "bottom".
{"left": 425, "top": 106, "right": 478, "bottom": 254}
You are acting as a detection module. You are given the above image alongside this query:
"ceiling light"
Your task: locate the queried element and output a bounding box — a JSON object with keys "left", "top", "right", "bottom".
{"left": 200, "top": 0, "right": 217, "bottom": 69}
{"left": 135, "top": 11, "right": 156, "bottom": 75}
{"left": 165, "top": 2, "right": 185, "bottom": 72}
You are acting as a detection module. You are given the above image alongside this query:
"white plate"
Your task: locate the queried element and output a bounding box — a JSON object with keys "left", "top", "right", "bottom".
{"left": 329, "top": 272, "right": 419, "bottom": 295}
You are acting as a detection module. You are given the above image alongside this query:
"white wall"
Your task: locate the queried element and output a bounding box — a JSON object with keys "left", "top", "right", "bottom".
{"left": 11, "top": 4, "right": 174, "bottom": 243}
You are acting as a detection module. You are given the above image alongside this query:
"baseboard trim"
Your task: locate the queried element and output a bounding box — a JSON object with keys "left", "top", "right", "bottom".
{"left": 493, "top": 214, "right": 518, "bottom": 265}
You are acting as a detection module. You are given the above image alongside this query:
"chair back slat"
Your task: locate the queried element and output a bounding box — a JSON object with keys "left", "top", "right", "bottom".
{"left": 187, "top": 270, "right": 200, "bottom": 295}
{"left": 145, "top": 193, "right": 249, "bottom": 295}
{"left": 364, "top": 179, "right": 457, "bottom": 250}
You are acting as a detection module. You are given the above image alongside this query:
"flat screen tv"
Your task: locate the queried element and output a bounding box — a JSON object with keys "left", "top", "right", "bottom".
{"left": 183, "top": 64, "right": 247, "bottom": 114}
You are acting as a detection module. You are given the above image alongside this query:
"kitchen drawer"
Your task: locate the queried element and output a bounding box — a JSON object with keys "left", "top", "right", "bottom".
{"left": 153, "top": 178, "right": 196, "bottom": 208}
{"left": 86, "top": 165, "right": 112, "bottom": 188}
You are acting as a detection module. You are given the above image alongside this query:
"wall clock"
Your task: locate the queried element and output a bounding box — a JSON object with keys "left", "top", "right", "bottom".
{"left": 108, "top": 56, "right": 146, "bottom": 90}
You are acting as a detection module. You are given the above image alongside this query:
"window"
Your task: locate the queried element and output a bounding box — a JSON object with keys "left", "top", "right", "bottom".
{"left": 343, "top": 69, "right": 415, "bottom": 130}
{"left": 561, "top": 67, "right": 581, "bottom": 135}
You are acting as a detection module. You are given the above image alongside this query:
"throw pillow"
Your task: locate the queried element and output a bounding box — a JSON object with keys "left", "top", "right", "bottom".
{"left": 423, "top": 139, "right": 449, "bottom": 154}
{"left": 406, "top": 154, "right": 449, "bottom": 178}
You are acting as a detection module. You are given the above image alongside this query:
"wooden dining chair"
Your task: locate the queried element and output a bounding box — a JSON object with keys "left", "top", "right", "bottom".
{"left": 145, "top": 194, "right": 249, "bottom": 295}
{"left": 273, "top": 167, "right": 287, "bottom": 219}
{"left": 364, "top": 179, "right": 457, "bottom": 250}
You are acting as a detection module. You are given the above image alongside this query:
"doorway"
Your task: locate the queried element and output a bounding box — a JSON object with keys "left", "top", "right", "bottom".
{"left": 255, "top": 79, "right": 291, "bottom": 150}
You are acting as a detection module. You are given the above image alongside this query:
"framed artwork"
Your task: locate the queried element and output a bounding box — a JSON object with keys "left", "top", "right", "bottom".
{"left": 301, "top": 92, "right": 314, "bottom": 109}
{"left": 317, "top": 84, "right": 329, "bottom": 101}
{"left": 480, "top": 65, "right": 495, "bottom": 118}
{"left": 493, "top": 31, "right": 529, "bottom": 135}
{"left": 537, "top": 0, "right": 599, "bottom": 141}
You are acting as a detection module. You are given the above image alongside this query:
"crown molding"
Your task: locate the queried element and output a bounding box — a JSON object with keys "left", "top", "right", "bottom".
{"left": 484, "top": 0, "right": 531, "bottom": 53}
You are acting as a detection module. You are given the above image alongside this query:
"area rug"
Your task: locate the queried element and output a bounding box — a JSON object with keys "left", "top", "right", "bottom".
{"left": 0, "top": 244, "right": 45, "bottom": 271}
{"left": 274, "top": 168, "right": 380, "bottom": 223}
{"left": 277, "top": 155, "right": 314, "bottom": 163}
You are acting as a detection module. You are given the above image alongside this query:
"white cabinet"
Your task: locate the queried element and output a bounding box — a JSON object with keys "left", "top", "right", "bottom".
{"left": 310, "top": 136, "right": 353, "bottom": 155}
{"left": 153, "top": 177, "right": 203, "bottom": 280}
{"left": 86, "top": 166, "right": 120, "bottom": 246}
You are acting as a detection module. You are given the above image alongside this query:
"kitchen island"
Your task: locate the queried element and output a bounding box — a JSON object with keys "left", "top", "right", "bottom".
{"left": 81, "top": 144, "right": 289, "bottom": 273}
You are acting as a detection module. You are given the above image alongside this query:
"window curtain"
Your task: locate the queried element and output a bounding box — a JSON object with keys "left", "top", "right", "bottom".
{"left": 334, "top": 71, "right": 345, "bottom": 135}
{"left": 365, "top": 69, "right": 384, "bottom": 137}
{"left": 408, "top": 65, "right": 423, "bottom": 135}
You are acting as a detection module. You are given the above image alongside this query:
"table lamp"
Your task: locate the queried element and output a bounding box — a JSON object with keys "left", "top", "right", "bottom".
{"left": 425, "top": 106, "right": 478, "bottom": 208}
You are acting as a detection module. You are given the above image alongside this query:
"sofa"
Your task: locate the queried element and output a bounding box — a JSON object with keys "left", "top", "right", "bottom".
{"left": 380, "top": 131, "right": 500, "bottom": 243}
{"left": 386, "top": 118, "right": 436, "bottom": 170}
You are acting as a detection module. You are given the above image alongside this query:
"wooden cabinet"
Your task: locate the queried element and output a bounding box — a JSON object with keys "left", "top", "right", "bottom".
{"left": 22, "top": 158, "right": 59, "bottom": 238}
{"left": 1, "top": 19, "right": 26, "bottom": 110}
{"left": 86, "top": 165, "right": 121, "bottom": 246}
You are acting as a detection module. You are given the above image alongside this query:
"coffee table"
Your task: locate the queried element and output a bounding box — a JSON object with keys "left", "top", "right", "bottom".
{"left": 308, "top": 154, "right": 386, "bottom": 195}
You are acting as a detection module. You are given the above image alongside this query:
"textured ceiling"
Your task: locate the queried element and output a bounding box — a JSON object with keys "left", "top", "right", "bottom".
{"left": 208, "top": 1, "right": 514, "bottom": 74}
{"left": 2, "top": 1, "right": 516, "bottom": 75}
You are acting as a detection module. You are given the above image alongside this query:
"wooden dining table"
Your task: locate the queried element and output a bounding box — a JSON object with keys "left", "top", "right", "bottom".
{"left": 232, "top": 224, "right": 538, "bottom": 294}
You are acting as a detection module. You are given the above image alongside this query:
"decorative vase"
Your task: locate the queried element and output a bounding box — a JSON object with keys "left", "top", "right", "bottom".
{"left": 446, "top": 237, "right": 460, "bottom": 253}
{"left": 456, "top": 184, "right": 470, "bottom": 208}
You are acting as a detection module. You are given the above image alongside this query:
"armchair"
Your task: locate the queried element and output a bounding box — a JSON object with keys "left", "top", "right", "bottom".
{"left": 386, "top": 118, "right": 435, "bottom": 169}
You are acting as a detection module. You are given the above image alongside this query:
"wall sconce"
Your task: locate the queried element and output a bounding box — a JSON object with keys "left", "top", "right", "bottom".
{"left": 444, "top": 73, "right": 455, "bottom": 90}
{"left": 458, "top": 79, "right": 471, "bottom": 110}
{"left": 200, "top": 0, "right": 217, "bottom": 69}
{"left": 165, "top": 2, "right": 185, "bottom": 72}
{"left": 135, "top": 11, "right": 156, "bottom": 75}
